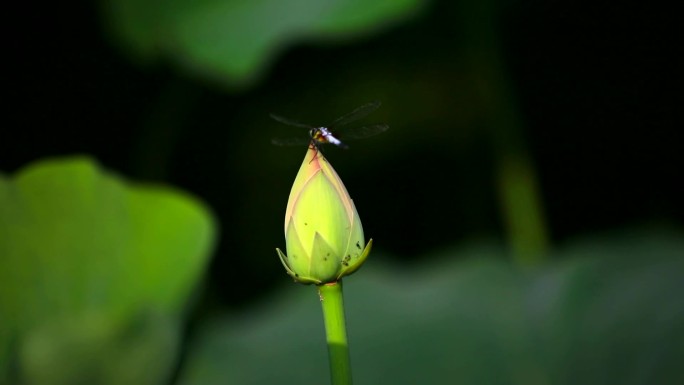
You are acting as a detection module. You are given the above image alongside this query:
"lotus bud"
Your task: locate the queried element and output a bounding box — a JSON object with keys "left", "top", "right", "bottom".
{"left": 276, "top": 148, "right": 372, "bottom": 284}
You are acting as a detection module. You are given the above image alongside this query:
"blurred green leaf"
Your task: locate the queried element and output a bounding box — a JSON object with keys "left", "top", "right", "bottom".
{"left": 0, "top": 156, "right": 217, "bottom": 385}
{"left": 102, "top": 0, "right": 426, "bottom": 87}
{"left": 178, "top": 231, "right": 684, "bottom": 385}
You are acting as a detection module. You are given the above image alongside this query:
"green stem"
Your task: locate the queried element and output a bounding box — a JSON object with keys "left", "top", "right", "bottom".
{"left": 497, "top": 154, "right": 549, "bottom": 265}
{"left": 456, "top": 0, "right": 550, "bottom": 265}
{"left": 318, "top": 281, "right": 352, "bottom": 385}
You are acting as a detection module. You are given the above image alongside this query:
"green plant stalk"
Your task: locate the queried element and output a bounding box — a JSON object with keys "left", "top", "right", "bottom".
{"left": 457, "top": 0, "right": 550, "bottom": 265}
{"left": 318, "top": 281, "right": 352, "bottom": 385}
{"left": 497, "top": 154, "right": 549, "bottom": 264}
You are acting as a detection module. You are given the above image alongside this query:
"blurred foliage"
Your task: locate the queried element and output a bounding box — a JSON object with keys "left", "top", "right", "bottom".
{"left": 102, "top": 0, "right": 427, "bottom": 88}
{"left": 178, "top": 230, "right": 684, "bottom": 385}
{"left": 3, "top": 0, "right": 680, "bottom": 384}
{"left": 0, "top": 157, "right": 217, "bottom": 385}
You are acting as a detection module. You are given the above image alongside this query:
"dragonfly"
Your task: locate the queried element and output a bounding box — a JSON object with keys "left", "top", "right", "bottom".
{"left": 270, "top": 101, "right": 389, "bottom": 151}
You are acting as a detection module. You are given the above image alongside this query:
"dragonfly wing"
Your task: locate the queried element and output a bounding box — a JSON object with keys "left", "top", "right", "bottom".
{"left": 270, "top": 113, "right": 315, "bottom": 129}
{"left": 271, "top": 136, "right": 313, "bottom": 146}
{"left": 328, "top": 101, "right": 381, "bottom": 129}
{"left": 337, "top": 124, "right": 389, "bottom": 141}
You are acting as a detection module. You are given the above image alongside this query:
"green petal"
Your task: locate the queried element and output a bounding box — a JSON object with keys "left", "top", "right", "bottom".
{"left": 342, "top": 199, "right": 365, "bottom": 259}
{"left": 276, "top": 247, "right": 321, "bottom": 285}
{"left": 339, "top": 238, "right": 373, "bottom": 279}
{"left": 285, "top": 217, "right": 309, "bottom": 271}
{"left": 292, "top": 172, "right": 350, "bottom": 257}
{"left": 310, "top": 232, "right": 343, "bottom": 284}
{"left": 275, "top": 248, "right": 296, "bottom": 280}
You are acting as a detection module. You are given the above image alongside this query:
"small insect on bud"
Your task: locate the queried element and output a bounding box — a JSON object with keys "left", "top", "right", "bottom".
{"left": 276, "top": 147, "right": 372, "bottom": 284}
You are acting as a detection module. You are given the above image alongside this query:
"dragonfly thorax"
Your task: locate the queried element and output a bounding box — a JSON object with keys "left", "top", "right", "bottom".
{"left": 310, "top": 127, "right": 344, "bottom": 147}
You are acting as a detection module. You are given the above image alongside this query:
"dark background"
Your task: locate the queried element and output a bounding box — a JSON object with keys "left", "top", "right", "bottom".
{"left": 5, "top": 0, "right": 681, "bottom": 311}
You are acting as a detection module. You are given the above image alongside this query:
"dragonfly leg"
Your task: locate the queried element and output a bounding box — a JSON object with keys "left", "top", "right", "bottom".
{"left": 308, "top": 141, "right": 328, "bottom": 163}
